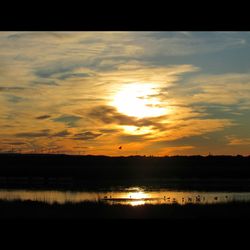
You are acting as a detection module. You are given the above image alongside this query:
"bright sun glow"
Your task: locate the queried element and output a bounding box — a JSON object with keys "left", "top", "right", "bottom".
{"left": 112, "top": 83, "right": 167, "bottom": 119}
{"left": 121, "top": 125, "right": 154, "bottom": 135}
{"left": 127, "top": 191, "right": 149, "bottom": 200}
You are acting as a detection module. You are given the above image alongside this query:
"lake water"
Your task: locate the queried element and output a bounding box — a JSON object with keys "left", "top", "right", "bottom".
{"left": 1, "top": 186, "right": 250, "bottom": 206}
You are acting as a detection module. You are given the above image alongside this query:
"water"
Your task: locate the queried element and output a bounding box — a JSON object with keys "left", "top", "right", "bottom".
{"left": 1, "top": 187, "right": 250, "bottom": 206}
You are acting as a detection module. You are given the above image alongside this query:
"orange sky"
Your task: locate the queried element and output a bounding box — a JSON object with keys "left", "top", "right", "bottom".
{"left": 1, "top": 32, "right": 250, "bottom": 156}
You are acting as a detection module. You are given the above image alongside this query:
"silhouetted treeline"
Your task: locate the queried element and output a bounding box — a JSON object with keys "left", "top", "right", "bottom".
{"left": 1, "top": 154, "right": 250, "bottom": 182}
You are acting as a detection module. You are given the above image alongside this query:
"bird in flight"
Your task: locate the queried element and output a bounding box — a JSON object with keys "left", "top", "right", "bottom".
{"left": 118, "top": 146, "right": 122, "bottom": 150}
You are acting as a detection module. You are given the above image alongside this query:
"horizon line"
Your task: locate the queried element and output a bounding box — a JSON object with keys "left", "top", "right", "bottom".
{"left": 0, "top": 152, "right": 249, "bottom": 157}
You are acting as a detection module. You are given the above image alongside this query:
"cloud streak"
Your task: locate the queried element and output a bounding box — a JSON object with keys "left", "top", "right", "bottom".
{"left": 1, "top": 32, "right": 250, "bottom": 155}
{"left": 35, "top": 115, "right": 51, "bottom": 120}
{"left": 73, "top": 131, "right": 102, "bottom": 140}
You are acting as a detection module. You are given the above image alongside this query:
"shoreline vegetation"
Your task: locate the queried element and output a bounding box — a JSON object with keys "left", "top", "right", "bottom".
{"left": 1, "top": 200, "right": 250, "bottom": 219}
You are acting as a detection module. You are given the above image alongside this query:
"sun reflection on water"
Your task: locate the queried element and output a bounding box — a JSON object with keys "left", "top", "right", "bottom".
{"left": 130, "top": 200, "right": 146, "bottom": 206}
{"left": 1, "top": 188, "right": 250, "bottom": 206}
{"left": 126, "top": 191, "right": 149, "bottom": 200}
{"left": 124, "top": 191, "right": 149, "bottom": 206}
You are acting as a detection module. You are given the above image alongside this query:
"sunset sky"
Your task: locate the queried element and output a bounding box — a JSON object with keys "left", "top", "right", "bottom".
{"left": 1, "top": 32, "right": 250, "bottom": 156}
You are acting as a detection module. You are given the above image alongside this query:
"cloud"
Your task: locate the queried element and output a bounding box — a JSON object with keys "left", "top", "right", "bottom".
{"left": 35, "top": 115, "right": 51, "bottom": 120}
{"left": 89, "top": 105, "right": 159, "bottom": 126}
{"left": 6, "top": 32, "right": 78, "bottom": 41}
{"left": 13, "top": 129, "right": 71, "bottom": 140}
{"left": 157, "top": 118, "right": 234, "bottom": 142}
{"left": 0, "top": 86, "right": 25, "bottom": 92}
{"left": 140, "top": 32, "right": 247, "bottom": 57}
{"left": 32, "top": 80, "right": 59, "bottom": 86}
{"left": 1, "top": 32, "right": 250, "bottom": 155}
{"left": 0, "top": 139, "right": 33, "bottom": 153}
{"left": 0, "top": 32, "right": 248, "bottom": 91}
{"left": 170, "top": 73, "right": 250, "bottom": 107}
{"left": 34, "top": 66, "right": 94, "bottom": 84}
{"left": 98, "top": 128, "right": 121, "bottom": 134}
{"left": 15, "top": 129, "right": 51, "bottom": 138}
{"left": 52, "top": 130, "right": 71, "bottom": 137}
{"left": 57, "top": 72, "right": 92, "bottom": 80}
{"left": 53, "top": 115, "right": 82, "bottom": 127}
{"left": 70, "top": 97, "right": 106, "bottom": 103}
{"left": 73, "top": 131, "right": 102, "bottom": 140}
{"left": 7, "top": 95, "right": 25, "bottom": 103}
{"left": 88, "top": 105, "right": 134, "bottom": 125}
{"left": 35, "top": 65, "right": 78, "bottom": 79}
{"left": 226, "top": 135, "right": 250, "bottom": 146}
{"left": 87, "top": 104, "right": 234, "bottom": 146}
{"left": 118, "top": 134, "right": 149, "bottom": 143}
{"left": 1, "top": 141, "right": 27, "bottom": 146}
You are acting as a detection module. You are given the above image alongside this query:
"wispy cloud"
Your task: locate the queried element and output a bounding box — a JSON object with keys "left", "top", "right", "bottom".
{"left": 53, "top": 115, "right": 82, "bottom": 127}
{"left": 0, "top": 86, "right": 25, "bottom": 92}
{"left": 35, "top": 115, "right": 51, "bottom": 120}
{"left": 73, "top": 131, "right": 102, "bottom": 140}
{"left": 52, "top": 130, "right": 71, "bottom": 137}
{"left": 15, "top": 130, "right": 51, "bottom": 138}
{"left": 226, "top": 135, "right": 250, "bottom": 146}
{"left": 1, "top": 32, "right": 250, "bottom": 155}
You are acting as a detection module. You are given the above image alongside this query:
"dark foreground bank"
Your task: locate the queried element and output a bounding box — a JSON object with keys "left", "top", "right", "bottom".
{"left": 1, "top": 200, "right": 250, "bottom": 219}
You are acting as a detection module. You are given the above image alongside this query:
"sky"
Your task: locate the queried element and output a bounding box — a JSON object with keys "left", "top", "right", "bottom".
{"left": 1, "top": 31, "right": 250, "bottom": 156}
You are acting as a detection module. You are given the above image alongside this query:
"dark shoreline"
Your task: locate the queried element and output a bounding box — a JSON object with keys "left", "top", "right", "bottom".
{"left": 1, "top": 178, "right": 250, "bottom": 192}
{"left": 1, "top": 153, "right": 250, "bottom": 191}
{"left": 1, "top": 200, "right": 250, "bottom": 219}
{"left": 1, "top": 153, "right": 250, "bottom": 180}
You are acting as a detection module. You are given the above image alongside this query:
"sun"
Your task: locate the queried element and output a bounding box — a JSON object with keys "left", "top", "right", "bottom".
{"left": 112, "top": 83, "right": 166, "bottom": 119}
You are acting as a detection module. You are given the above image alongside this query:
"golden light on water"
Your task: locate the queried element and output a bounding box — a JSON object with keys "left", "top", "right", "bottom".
{"left": 130, "top": 200, "right": 146, "bottom": 206}
{"left": 0, "top": 188, "right": 249, "bottom": 206}
{"left": 125, "top": 191, "right": 149, "bottom": 206}
{"left": 126, "top": 191, "right": 149, "bottom": 200}
{"left": 112, "top": 83, "right": 167, "bottom": 119}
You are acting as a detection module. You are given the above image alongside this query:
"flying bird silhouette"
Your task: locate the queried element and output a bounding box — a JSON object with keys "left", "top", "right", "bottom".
{"left": 118, "top": 146, "right": 122, "bottom": 150}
